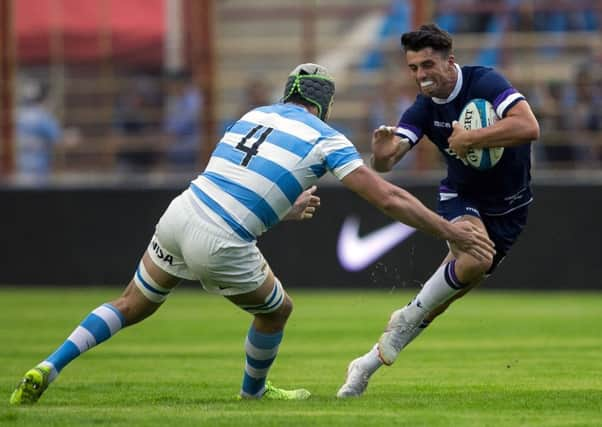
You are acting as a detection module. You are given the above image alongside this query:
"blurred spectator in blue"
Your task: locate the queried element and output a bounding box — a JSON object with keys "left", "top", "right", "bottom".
{"left": 361, "top": 0, "right": 411, "bottom": 71}
{"left": 560, "top": 65, "right": 602, "bottom": 166}
{"left": 526, "top": 80, "right": 563, "bottom": 166}
{"left": 435, "top": 0, "right": 494, "bottom": 34}
{"left": 112, "top": 76, "right": 161, "bottom": 172}
{"left": 163, "top": 71, "right": 201, "bottom": 170}
{"left": 532, "top": 62, "right": 602, "bottom": 168}
{"left": 530, "top": 0, "right": 598, "bottom": 32}
{"left": 16, "top": 79, "right": 62, "bottom": 180}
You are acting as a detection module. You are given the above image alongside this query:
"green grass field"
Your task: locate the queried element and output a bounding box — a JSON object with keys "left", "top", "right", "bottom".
{"left": 1, "top": 287, "right": 601, "bottom": 426}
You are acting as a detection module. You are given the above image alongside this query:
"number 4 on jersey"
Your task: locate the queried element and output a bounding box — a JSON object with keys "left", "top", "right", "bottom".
{"left": 236, "top": 125, "right": 273, "bottom": 166}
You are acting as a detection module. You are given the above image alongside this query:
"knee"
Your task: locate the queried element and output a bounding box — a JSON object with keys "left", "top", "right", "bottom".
{"left": 258, "top": 295, "right": 293, "bottom": 330}
{"left": 277, "top": 295, "right": 294, "bottom": 323}
{"left": 455, "top": 255, "right": 492, "bottom": 284}
{"left": 111, "top": 285, "right": 159, "bottom": 326}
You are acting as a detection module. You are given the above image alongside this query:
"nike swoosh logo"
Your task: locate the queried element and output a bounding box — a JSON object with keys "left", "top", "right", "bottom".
{"left": 337, "top": 215, "right": 415, "bottom": 272}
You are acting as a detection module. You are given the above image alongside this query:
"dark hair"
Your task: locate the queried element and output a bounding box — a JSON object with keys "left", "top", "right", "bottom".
{"left": 401, "top": 24, "right": 453, "bottom": 56}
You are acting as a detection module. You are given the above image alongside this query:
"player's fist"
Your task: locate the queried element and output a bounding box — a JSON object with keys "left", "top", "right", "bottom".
{"left": 284, "top": 185, "right": 321, "bottom": 221}
{"left": 448, "top": 120, "right": 471, "bottom": 158}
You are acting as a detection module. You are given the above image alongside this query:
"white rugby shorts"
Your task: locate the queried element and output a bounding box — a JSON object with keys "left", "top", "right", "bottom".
{"left": 147, "top": 192, "right": 269, "bottom": 296}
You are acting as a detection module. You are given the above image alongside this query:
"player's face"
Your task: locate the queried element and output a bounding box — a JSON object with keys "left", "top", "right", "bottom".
{"left": 405, "top": 48, "right": 457, "bottom": 98}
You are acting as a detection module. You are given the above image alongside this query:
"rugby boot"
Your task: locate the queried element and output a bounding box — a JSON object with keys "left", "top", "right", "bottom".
{"left": 9, "top": 365, "right": 51, "bottom": 405}
{"left": 377, "top": 308, "right": 420, "bottom": 365}
{"left": 336, "top": 357, "right": 371, "bottom": 398}
{"left": 261, "top": 381, "right": 311, "bottom": 400}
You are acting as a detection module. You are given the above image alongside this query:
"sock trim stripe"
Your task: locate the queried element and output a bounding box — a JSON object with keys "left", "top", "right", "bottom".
{"left": 244, "top": 364, "right": 271, "bottom": 379}
{"left": 444, "top": 261, "right": 464, "bottom": 289}
{"left": 246, "top": 354, "right": 276, "bottom": 369}
{"left": 67, "top": 326, "right": 97, "bottom": 352}
{"left": 247, "top": 328, "right": 283, "bottom": 350}
{"left": 46, "top": 340, "right": 80, "bottom": 372}
{"left": 245, "top": 337, "right": 279, "bottom": 360}
{"left": 241, "top": 375, "right": 265, "bottom": 396}
{"left": 96, "top": 304, "right": 125, "bottom": 332}
{"left": 448, "top": 260, "right": 465, "bottom": 287}
{"left": 81, "top": 313, "right": 112, "bottom": 343}
{"left": 39, "top": 361, "right": 59, "bottom": 382}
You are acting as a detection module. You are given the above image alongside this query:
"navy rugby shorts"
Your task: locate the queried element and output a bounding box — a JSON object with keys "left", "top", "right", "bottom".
{"left": 437, "top": 195, "right": 529, "bottom": 273}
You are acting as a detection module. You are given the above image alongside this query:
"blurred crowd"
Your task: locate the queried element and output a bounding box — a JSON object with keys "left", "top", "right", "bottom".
{"left": 528, "top": 57, "right": 602, "bottom": 168}
{"left": 12, "top": 0, "right": 602, "bottom": 180}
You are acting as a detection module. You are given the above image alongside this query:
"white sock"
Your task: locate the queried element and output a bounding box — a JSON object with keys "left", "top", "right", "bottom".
{"left": 358, "top": 261, "right": 465, "bottom": 375}
{"left": 414, "top": 260, "right": 467, "bottom": 311}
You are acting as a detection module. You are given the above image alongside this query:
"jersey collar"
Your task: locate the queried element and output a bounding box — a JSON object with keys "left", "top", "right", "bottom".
{"left": 432, "top": 63, "right": 462, "bottom": 105}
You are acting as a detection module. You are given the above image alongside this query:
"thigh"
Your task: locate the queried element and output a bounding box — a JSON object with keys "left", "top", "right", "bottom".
{"left": 437, "top": 193, "right": 481, "bottom": 223}
{"left": 226, "top": 269, "right": 278, "bottom": 307}
{"left": 150, "top": 195, "right": 197, "bottom": 281}
{"left": 437, "top": 194, "right": 488, "bottom": 257}
{"left": 481, "top": 206, "right": 529, "bottom": 256}
{"left": 112, "top": 252, "right": 182, "bottom": 325}
{"left": 141, "top": 251, "right": 181, "bottom": 290}
{"left": 184, "top": 237, "right": 271, "bottom": 296}
{"left": 480, "top": 206, "right": 529, "bottom": 273}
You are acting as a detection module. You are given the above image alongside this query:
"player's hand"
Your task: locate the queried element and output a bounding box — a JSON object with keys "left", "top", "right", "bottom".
{"left": 449, "top": 221, "right": 496, "bottom": 262}
{"left": 448, "top": 121, "right": 472, "bottom": 159}
{"left": 371, "top": 125, "right": 400, "bottom": 159}
{"left": 371, "top": 126, "right": 409, "bottom": 171}
{"left": 284, "top": 185, "right": 320, "bottom": 221}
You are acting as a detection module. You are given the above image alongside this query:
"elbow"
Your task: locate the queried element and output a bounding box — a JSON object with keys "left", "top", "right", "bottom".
{"left": 521, "top": 111, "right": 541, "bottom": 141}
{"left": 529, "top": 121, "right": 541, "bottom": 141}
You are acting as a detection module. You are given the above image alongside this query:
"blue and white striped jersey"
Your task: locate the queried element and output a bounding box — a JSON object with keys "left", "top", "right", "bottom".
{"left": 188, "top": 103, "right": 363, "bottom": 241}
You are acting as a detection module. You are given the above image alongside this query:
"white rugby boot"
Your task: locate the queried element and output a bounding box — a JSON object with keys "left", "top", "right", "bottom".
{"left": 377, "top": 306, "right": 425, "bottom": 366}
{"left": 336, "top": 357, "right": 372, "bottom": 398}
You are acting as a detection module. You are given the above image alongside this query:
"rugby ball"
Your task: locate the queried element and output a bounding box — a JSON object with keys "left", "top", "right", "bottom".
{"left": 458, "top": 98, "right": 504, "bottom": 170}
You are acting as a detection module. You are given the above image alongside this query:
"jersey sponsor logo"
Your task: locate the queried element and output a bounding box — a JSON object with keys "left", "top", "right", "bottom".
{"left": 504, "top": 188, "right": 527, "bottom": 204}
{"left": 433, "top": 120, "right": 451, "bottom": 128}
{"left": 465, "top": 206, "right": 480, "bottom": 216}
{"left": 151, "top": 239, "right": 174, "bottom": 265}
{"left": 337, "top": 216, "right": 415, "bottom": 271}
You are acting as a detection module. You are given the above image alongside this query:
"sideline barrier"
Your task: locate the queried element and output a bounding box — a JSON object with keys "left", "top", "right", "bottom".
{"left": 1, "top": 184, "right": 599, "bottom": 290}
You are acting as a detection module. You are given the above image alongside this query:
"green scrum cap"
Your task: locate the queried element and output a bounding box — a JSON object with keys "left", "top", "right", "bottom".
{"left": 283, "top": 63, "right": 335, "bottom": 121}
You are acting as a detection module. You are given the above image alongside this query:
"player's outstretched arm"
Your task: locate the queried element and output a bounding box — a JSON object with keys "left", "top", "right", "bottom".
{"left": 342, "top": 166, "right": 495, "bottom": 261}
{"left": 283, "top": 185, "right": 321, "bottom": 221}
{"left": 370, "top": 126, "right": 412, "bottom": 172}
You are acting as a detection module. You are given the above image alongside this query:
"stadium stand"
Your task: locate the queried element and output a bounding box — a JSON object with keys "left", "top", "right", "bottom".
{"left": 5, "top": 0, "right": 602, "bottom": 179}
